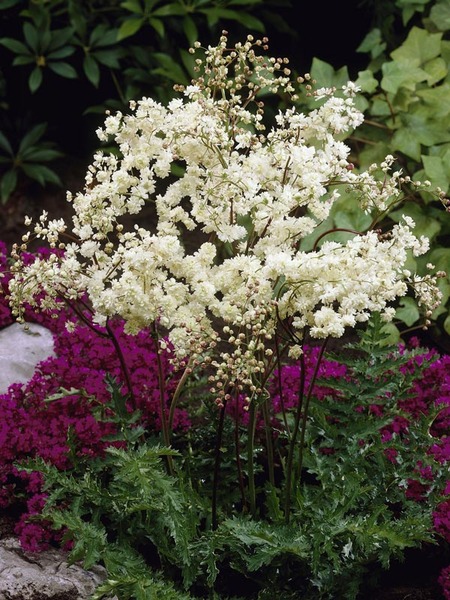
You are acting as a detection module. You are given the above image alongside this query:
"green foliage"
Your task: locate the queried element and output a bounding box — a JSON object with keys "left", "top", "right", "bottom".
{"left": 19, "top": 318, "right": 448, "bottom": 599}
{"left": 301, "top": 0, "right": 450, "bottom": 344}
{"left": 0, "top": 0, "right": 292, "bottom": 202}
{"left": 0, "top": 122, "right": 63, "bottom": 202}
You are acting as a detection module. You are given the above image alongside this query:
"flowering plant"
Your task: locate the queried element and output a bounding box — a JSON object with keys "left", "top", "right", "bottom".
{"left": 2, "top": 33, "right": 450, "bottom": 598}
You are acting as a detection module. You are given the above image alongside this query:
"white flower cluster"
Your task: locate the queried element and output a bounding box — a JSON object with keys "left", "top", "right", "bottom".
{"left": 7, "top": 33, "right": 444, "bottom": 401}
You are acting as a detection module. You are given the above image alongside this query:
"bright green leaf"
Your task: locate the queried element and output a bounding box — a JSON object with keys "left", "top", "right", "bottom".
{"left": 395, "top": 297, "right": 420, "bottom": 327}
{"left": 310, "top": 58, "right": 349, "bottom": 88}
{"left": 29, "top": 67, "right": 43, "bottom": 93}
{"left": 120, "top": 0, "right": 144, "bottom": 14}
{"left": 423, "top": 57, "right": 447, "bottom": 86}
{"left": 430, "top": 0, "right": 450, "bottom": 31}
{"left": 391, "top": 128, "right": 421, "bottom": 161}
{"left": 444, "top": 313, "right": 450, "bottom": 336}
{"left": 0, "top": 168, "right": 17, "bottom": 202}
{"left": 117, "top": 17, "right": 144, "bottom": 41}
{"left": 48, "top": 61, "right": 78, "bottom": 79}
{"left": 422, "top": 155, "right": 449, "bottom": 192}
{"left": 381, "top": 60, "right": 428, "bottom": 94}
{"left": 428, "top": 248, "right": 450, "bottom": 272}
{"left": 416, "top": 83, "right": 450, "bottom": 119}
{"left": 391, "top": 26, "right": 443, "bottom": 65}
{"left": 357, "top": 28, "right": 386, "bottom": 59}
{"left": 92, "top": 50, "right": 123, "bottom": 69}
{"left": 355, "top": 70, "right": 378, "bottom": 94}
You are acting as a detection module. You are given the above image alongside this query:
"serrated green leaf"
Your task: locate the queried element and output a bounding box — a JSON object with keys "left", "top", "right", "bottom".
{"left": 48, "top": 61, "right": 78, "bottom": 79}
{"left": 444, "top": 313, "right": 450, "bottom": 335}
{"left": 355, "top": 69, "right": 378, "bottom": 94}
{"left": 381, "top": 60, "right": 428, "bottom": 94}
{"left": 392, "top": 128, "right": 421, "bottom": 161}
{"left": 0, "top": 168, "right": 17, "bottom": 202}
{"left": 117, "top": 17, "right": 144, "bottom": 41}
{"left": 396, "top": 297, "right": 420, "bottom": 327}
{"left": 0, "top": 37, "right": 30, "bottom": 55}
{"left": 430, "top": 0, "right": 450, "bottom": 30}
{"left": 29, "top": 67, "right": 43, "bottom": 93}
{"left": 391, "top": 27, "right": 443, "bottom": 65}
{"left": 423, "top": 56, "right": 447, "bottom": 86}
{"left": 310, "top": 58, "right": 349, "bottom": 88}
{"left": 83, "top": 54, "right": 100, "bottom": 87}
{"left": 357, "top": 28, "right": 386, "bottom": 59}
{"left": 421, "top": 155, "right": 449, "bottom": 192}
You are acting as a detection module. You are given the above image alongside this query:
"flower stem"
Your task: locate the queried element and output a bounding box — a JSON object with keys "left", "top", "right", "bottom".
{"left": 212, "top": 400, "right": 227, "bottom": 530}
{"left": 247, "top": 400, "right": 258, "bottom": 517}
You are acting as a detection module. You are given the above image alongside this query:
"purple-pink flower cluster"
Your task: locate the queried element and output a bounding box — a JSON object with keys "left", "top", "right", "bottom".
{"left": 0, "top": 241, "right": 188, "bottom": 550}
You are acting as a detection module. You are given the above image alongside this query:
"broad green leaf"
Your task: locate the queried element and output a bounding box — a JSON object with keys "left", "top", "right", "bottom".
{"left": 381, "top": 60, "right": 427, "bottom": 94}
{"left": 395, "top": 297, "right": 420, "bottom": 327}
{"left": 23, "top": 23, "right": 39, "bottom": 52}
{"left": 310, "top": 58, "right": 349, "bottom": 88}
{"left": 48, "top": 61, "right": 78, "bottom": 78}
{"left": 0, "top": 131, "right": 13, "bottom": 155}
{"left": 18, "top": 123, "right": 47, "bottom": 153}
{"left": 0, "top": 37, "right": 30, "bottom": 54}
{"left": 83, "top": 54, "right": 100, "bottom": 87}
{"left": 391, "top": 27, "right": 443, "bottom": 64}
{"left": 444, "top": 313, "right": 450, "bottom": 336}
{"left": 400, "top": 105, "right": 450, "bottom": 146}
{"left": 182, "top": 15, "right": 198, "bottom": 46}
{"left": 391, "top": 128, "right": 421, "bottom": 161}
{"left": 0, "top": 168, "right": 17, "bottom": 202}
{"left": 380, "top": 322, "right": 400, "bottom": 346}
{"left": 29, "top": 67, "right": 43, "bottom": 93}
{"left": 428, "top": 248, "right": 450, "bottom": 273}
{"left": 417, "top": 83, "right": 450, "bottom": 118}
{"left": 117, "top": 17, "right": 144, "bottom": 40}
{"left": 423, "top": 57, "right": 447, "bottom": 86}
{"left": 355, "top": 70, "right": 378, "bottom": 94}
{"left": 421, "top": 155, "right": 449, "bottom": 192}
{"left": 152, "top": 53, "right": 188, "bottom": 84}
{"left": 357, "top": 28, "right": 386, "bottom": 59}
{"left": 429, "top": 0, "right": 450, "bottom": 31}
{"left": 231, "top": 12, "right": 265, "bottom": 32}
{"left": 0, "top": 0, "right": 22, "bottom": 8}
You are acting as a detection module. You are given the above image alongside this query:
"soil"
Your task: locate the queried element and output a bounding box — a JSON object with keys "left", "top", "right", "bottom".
{"left": 1, "top": 158, "right": 449, "bottom": 600}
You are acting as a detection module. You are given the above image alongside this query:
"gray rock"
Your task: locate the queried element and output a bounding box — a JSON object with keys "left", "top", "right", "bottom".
{"left": 0, "top": 536, "right": 110, "bottom": 600}
{"left": 0, "top": 322, "right": 55, "bottom": 393}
